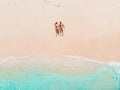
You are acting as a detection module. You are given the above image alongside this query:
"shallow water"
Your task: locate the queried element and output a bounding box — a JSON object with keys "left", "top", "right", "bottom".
{"left": 0, "top": 56, "right": 120, "bottom": 90}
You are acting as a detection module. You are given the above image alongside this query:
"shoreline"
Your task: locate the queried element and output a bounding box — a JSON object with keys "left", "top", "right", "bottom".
{"left": 0, "top": 54, "right": 119, "bottom": 63}
{"left": 0, "top": 55, "right": 105, "bottom": 77}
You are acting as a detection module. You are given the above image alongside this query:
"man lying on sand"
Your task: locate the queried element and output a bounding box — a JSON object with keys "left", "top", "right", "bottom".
{"left": 58, "top": 21, "right": 65, "bottom": 36}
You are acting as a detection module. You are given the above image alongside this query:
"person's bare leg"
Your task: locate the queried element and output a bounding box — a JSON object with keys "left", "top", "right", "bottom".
{"left": 61, "top": 31, "right": 63, "bottom": 36}
{"left": 57, "top": 29, "right": 60, "bottom": 36}
{"left": 60, "top": 30, "right": 63, "bottom": 36}
{"left": 58, "top": 29, "right": 60, "bottom": 36}
{"left": 56, "top": 29, "right": 58, "bottom": 37}
{"left": 59, "top": 30, "right": 61, "bottom": 36}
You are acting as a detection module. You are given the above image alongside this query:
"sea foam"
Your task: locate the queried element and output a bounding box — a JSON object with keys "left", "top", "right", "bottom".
{"left": 0, "top": 55, "right": 119, "bottom": 90}
{"left": 109, "top": 62, "right": 120, "bottom": 74}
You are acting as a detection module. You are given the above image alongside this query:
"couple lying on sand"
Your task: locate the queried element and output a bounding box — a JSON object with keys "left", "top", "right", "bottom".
{"left": 54, "top": 21, "right": 65, "bottom": 37}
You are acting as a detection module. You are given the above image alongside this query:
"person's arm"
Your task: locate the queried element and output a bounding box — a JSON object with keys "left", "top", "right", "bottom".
{"left": 62, "top": 24, "right": 65, "bottom": 29}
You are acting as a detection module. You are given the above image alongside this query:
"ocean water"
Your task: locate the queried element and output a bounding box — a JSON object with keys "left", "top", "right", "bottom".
{"left": 0, "top": 56, "right": 120, "bottom": 90}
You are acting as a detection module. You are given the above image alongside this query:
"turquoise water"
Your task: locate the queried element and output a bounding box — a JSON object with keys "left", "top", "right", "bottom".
{"left": 0, "top": 56, "right": 120, "bottom": 90}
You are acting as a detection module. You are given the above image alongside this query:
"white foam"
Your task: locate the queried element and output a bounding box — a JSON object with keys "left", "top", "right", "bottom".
{"left": 0, "top": 55, "right": 105, "bottom": 66}
{"left": 0, "top": 55, "right": 105, "bottom": 76}
{"left": 0, "top": 56, "right": 28, "bottom": 66}
{"left": 108, "top": 62, "right": 120, "bottom": 74}
{"left": 63, "top": 55, "right": 105, "bottom": 65}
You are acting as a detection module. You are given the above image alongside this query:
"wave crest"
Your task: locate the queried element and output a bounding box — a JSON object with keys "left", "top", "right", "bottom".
{"left": 109, "top": 62, "right": 120, "bottom": 74}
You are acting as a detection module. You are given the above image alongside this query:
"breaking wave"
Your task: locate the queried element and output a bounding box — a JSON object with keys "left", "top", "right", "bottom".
{"left": 0, "top": 55, "right": 119, "bottom": 90}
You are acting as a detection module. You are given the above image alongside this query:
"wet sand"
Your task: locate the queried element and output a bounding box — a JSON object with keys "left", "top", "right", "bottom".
{"left": 0, "top": 55, "right": 105, "bottom": 79}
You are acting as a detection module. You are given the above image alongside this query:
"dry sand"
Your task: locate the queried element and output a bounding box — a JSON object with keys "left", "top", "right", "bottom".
{"left": 0, "top": 0, "right": 119, "bottom": 62}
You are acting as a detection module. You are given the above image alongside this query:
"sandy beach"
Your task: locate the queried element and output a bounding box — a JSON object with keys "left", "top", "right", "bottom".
{"left": 0, "top": 1, "right": 120, "bottom": 90}
{"left": 0, "top": 0, "right": 119, "bottom": 63}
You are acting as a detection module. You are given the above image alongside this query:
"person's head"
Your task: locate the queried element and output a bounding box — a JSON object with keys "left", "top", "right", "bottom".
{"left": 60, "top": 21, "right": 62, "bottom": 24}
{"left": 55, "top": 22, "right": 57, "bottom": 24}
{"left": 54, "top": 22, "right": 58, "bottom": 26}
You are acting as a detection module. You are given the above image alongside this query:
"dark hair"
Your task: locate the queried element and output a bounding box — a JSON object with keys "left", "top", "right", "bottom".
{"left": 55, "top": 22, "right": 57, "bottom": 24}
{"left": 60, "top": 21, "right": 62, "bottom": 24}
